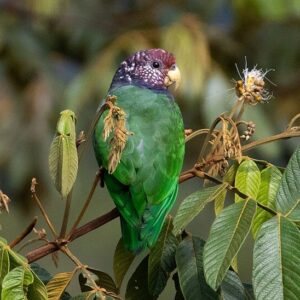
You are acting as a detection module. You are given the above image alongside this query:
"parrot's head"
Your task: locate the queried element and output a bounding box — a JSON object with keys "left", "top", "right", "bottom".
{"left": 111, "top": 48, "right": 181, "bottom": 91}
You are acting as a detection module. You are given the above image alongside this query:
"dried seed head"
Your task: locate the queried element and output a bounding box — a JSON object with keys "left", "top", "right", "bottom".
{"left": 235, "top": 66, "right": 273, "bottom": 105}
{"left": 103, "top": 98, "right": 133, "bottom": 174}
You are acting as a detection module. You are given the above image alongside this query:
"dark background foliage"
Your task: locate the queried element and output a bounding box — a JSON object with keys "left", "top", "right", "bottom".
{"left": 0, "top": 0, "right": 299, "bottom": 298}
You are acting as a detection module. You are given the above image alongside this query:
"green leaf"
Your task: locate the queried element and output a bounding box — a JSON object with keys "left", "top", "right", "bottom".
{"left": 275, "top": 146, "right": 300, "bottom": 220}
{"left": 0, "top": 237, "right": 8, "bottom": 246}
{"left": 148, "top": 216, "right": 178, "bottom": 297}
{"left": 125, "top": 256, "right": 153, "bottom": 300}
{"left": 0, "top": 245, "right": 10, "bottom": 294}
{"left": 46, "top": 269, "right": 77, "bottom": 300}
{"left": 27, "top": 271, "right": 48, "bottom": 300}
{"left": 203, "top": 199, "right": 256, "bottom": 290}
{"left": 79, "top": 268, "right": 118, "bottom": 294}
{"left": 176, "top": 237, "right": 218, "bottom": 300}
{"left": 215, "top": 163, "right": 238, "bottom": 215}
{"left": 1, "top": 266, "right": 34, "bottom": 300}
{"left": 243, "top": 283, "right": 255, "bottom": 300}
{"left": 113, "top": 238, "right": 135, "bottom": 290}
{"left": 235, "top": 160, "right": 261, "bottom": 202}
{"left": 253, "top": 215, "right": 300, "bottom": 300}
{"left": 221, "top": 270, "right": 246, "bottom": 300}
{"left": 30, "top": 263, "right": 52, "bottom": 284}
{"left": 173, "top": 183, "right": 228, "bottom": 235}
{"left": 172, "top": 273, "right": 184, "bottom": 300}
{"left": 7, "top": 248, "right": 27, "bottom": 269}
{"left": 49, "top": 110, "right": 78, "bottom": 198}
{"left": 252, "top": 166, "right": 282, "bottom": 238}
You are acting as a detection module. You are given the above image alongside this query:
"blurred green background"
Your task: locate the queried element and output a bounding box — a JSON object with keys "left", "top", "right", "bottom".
{"left": 0, "top": 0, "right": 300, "bottom": 298}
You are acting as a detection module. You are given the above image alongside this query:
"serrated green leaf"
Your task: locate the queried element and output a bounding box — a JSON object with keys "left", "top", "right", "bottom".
{"left": 125, "top": 256, "right": 153, "bottom": 300}
{"left": 176, "top": 237, "right": 218, "bottom": 300}
{"left": 0, "top": 246, "right": 10, "bottom": 294}
{"left": 215, "top": 163, "right": 238, "bottom": 216}
{"left": 221, "top": 270, "right": 246, "bottom": 300}
{"left": 113, "top": 238, "right": 135, "bottom": 290}
{"left": 49, "top": 110, "right": 78, "bottom": 198}
{"left": 148, "top": 216, "right": 178, "bottom": 297}
{"left": 235, "top": 160, "right": 261, "bottom": 202}
{"left": 79, "top": 268, "right": 118, "bottom": 295}
{"left": 1, "top": 266, "right": 34, "bottom": 300}
{"left": 252, "top": 166, "right": 282, "bottom": 238}
{"left": 203, "top": 199, "right": 256, "bottom": 290}
{"left": 47, "top": 269, "right": 77, "bottom": 300}
{"left": 275, "top": 146, "right": 300, "bottom": 220}
{"left": 253, "top": 215, "right": 300, "bottom": 300}
{"left": 173, "top": 183, "right": 228, "bottom": 235}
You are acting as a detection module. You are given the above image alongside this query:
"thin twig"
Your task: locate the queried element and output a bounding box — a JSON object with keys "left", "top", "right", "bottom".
{"left": 31, "top": 178, "right": 57, "bottom": 238}
{"left": 185, "top": 129, "right": 211, "bottom": 143}
{"left": 62, "top": 247, "right": 121, "bottom": 299}
{"left": 61, "top": 247, "right": 100, "bottom": 290}
{"left": 197, "top": 116, "right": 222, "bottom": 162}
{"left": 179, "top": 169, "right": 195, "bottom": 183}
{"left": 26, "top": 208, "right": 120, "bottom": 263}
{"left": 67, "top": 171, "right": 101, "bottom": 239}
{"left": 59, "top": 191, "right": 73, "bottom": 238}
{"left": 9, "top": 217, "right": 38, "bottom": 248}
{"left": 287, "top": 113, "right": 300, "bottom": 130}
{"left": 242, "top": 130, "right": 300, "bottom": 152}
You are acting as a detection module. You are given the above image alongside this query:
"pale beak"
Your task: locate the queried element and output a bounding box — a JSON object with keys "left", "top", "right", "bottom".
{"left": 164, "top": 64, "right": 181, "bottom": 90}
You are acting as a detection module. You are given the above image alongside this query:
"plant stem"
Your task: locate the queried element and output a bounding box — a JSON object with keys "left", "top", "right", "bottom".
{"left": 9, "top": 217, "right": 38, "bottom": 248}
{"left": 67, "top": 171, "right": 101, "bottom": 239}
{"left": 185, "top": 129, "right": 211, "bottom": 143}
{"left": 59, "top": 192, "right": 73, "bottom": 238}
{"left": 31, "top": 178, "right": 57, "bottom": 238}
{"left": 242, "top": 130, "right": 300, "bottom": 152}
{"left": 61, "top": 247, "right": 100, "bottom": 290}
{"left": 26, "top": 208, "right": 120, "bottom": 263}
{"left": 197, "top": 116, "right": 222, "bottom": 162}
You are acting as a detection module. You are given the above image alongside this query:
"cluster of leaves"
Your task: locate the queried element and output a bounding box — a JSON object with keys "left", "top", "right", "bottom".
{"left": 1, "top": 99, "right": 300, "bottom": 300}
{"left": 114, "top": 146, "right": 300, "bottom": 299}
{"left": 0, "top": 238, "right": 47, "bottom": 299}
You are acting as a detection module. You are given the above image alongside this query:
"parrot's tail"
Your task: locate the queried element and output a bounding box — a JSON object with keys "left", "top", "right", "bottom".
{"left": 120, "top": 186, "right": 178, "bottom": 253}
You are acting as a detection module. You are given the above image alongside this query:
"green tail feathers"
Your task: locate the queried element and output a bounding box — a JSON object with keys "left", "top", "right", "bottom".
{"left": 120, "top": 186, "right": 178, "bottom": 252}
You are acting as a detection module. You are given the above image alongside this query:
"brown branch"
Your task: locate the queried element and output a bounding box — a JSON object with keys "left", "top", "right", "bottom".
{"left": 242, "top": 130, "right": 300, "bottom": 152}
{"left": 9, "top": 217, "right": 38, "bottom": 249}
{"left": 26, "top": 208, "right": 119, "bottom": 263}
{"left": 67, "top": 171, "right": 101, "bottom": 239}
{"left": 179, "top": 169, "right": 195, "bottom": 183}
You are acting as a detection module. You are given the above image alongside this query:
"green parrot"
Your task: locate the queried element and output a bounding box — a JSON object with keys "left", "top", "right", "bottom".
{"left": 93, "top": 49, "right": 185, "bottom": 252}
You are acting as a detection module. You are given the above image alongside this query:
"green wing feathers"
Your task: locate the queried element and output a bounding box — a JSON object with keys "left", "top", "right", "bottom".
{"left": 93, "top": 85, "right": 185, "bottom": 251}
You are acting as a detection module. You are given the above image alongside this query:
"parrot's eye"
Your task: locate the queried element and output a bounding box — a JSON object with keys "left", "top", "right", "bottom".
{"left": 152, "top": 61, "right": 161, "bottom": 69}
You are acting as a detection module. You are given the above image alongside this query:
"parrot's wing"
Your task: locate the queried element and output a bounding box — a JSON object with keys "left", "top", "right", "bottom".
{"left": 93, "top": 85, "right": 185, "bottom": 249}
